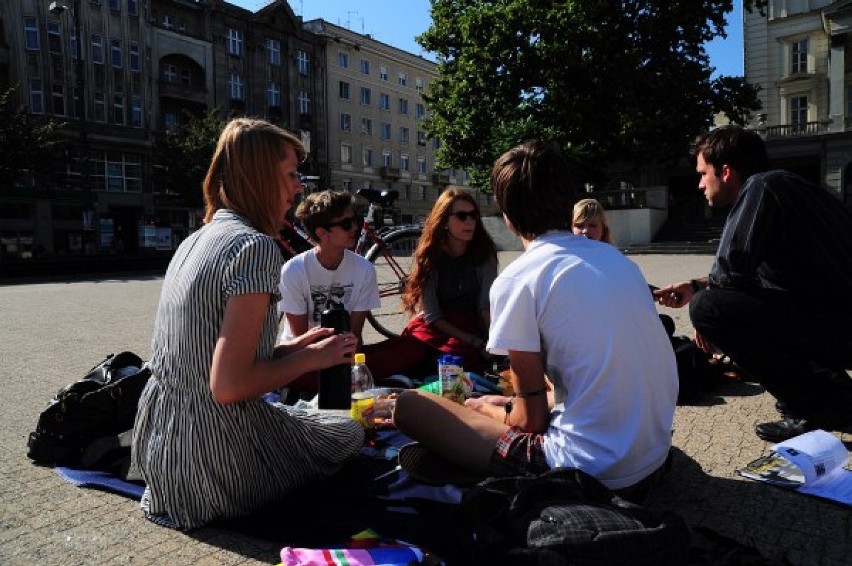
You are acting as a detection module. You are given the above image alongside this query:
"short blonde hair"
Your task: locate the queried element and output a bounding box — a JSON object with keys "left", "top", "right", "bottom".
{"left": 202, "top": 118, "right": 306, "bottom": 236}
{"left": 572, "top": 198, "right": 611, "bottom": 244}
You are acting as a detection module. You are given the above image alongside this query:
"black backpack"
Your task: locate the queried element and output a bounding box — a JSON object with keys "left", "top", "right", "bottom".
{"left": 671, "top": 336, "right": 720, "bottom": 404}
{"left": 459, "top": 467, "right": 690, "bottom": 565}
{"left": 27, "top": 351, "right": 151, "bottom": 476}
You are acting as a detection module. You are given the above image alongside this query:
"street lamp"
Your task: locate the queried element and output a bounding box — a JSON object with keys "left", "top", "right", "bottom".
{"left": 49, "top": 0, "right": 96, "bottom": 250}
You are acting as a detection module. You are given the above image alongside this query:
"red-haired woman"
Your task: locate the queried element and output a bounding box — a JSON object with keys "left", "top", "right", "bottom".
{"left": 365, "top": 186, "right": 498, "bottom": 380}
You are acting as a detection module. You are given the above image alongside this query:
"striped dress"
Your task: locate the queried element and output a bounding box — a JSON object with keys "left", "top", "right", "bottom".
{"left": 131, "top": 209, "right": 364, "bottom": 530}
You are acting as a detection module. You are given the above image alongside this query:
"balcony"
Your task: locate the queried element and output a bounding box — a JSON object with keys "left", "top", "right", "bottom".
{"left": 380, "top": 166, "right": 401, "bottom": 179}
{"left": 158, "top": 81, "right": 207, "bottom": 105}
{"left": 431, "top": 173, "right": 450, "bottom": 185}
{"left": 761, "top": 121, "right": 829, "bottom": 139}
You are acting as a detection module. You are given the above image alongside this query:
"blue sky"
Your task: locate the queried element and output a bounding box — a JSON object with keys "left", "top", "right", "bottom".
{"left": 233, "top": 0, "right": 743, "bottom": 77}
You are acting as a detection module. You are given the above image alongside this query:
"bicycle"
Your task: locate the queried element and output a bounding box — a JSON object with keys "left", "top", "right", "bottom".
{"left": 276, "top": 188, "right": 422, "bottom": 339}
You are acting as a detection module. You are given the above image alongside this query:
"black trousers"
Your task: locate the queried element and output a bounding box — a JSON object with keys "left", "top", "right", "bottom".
{"left": 690, "top": 287, "right": 852, "bottom": 428}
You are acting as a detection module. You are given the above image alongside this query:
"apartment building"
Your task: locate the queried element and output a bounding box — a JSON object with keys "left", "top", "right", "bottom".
{"left": 0, "top": 0, "right": 325, "bottom": 260}
{"left": 744, "top": 0, "right": 852, "bottom": 207}
{"left": 303, "top": 18, "right": 480, "bottom": 223}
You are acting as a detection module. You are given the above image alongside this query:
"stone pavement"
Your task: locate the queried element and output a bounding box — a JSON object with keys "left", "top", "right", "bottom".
{"left": 1, "top": 254, "right": 849, "bottom": 565}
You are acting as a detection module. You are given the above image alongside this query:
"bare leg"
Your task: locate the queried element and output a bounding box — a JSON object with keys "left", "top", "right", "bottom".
{"left": 394, "top": 389, "right": 509, "bottom": 475}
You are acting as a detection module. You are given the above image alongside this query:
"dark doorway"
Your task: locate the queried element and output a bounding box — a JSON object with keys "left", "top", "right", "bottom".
{"left": 109, "top": 206, "right": 140, "bottom": 253}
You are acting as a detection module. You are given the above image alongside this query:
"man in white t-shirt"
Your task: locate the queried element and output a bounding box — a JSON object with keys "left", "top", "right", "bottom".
{"left": 278, "top": 190, "right": 380, "bottom": 349}
{"left": 394, "top": 141, "right": 678, "bottom": 501}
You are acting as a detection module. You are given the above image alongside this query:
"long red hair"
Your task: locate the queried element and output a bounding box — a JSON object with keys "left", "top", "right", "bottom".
{"left": 402, "top": 187, "right": 497, "bottom": 315}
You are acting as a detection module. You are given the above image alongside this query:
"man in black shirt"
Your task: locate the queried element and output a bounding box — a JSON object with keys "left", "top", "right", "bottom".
{"left": 654, "top": 125, "right": 852, "bottom": 442}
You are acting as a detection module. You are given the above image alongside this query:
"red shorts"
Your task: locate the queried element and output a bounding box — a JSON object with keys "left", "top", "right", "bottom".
{"left": 490, "top": 427, "right": 550, "bottom": 476}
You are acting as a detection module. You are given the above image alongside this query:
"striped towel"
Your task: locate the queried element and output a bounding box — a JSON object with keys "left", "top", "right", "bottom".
{"left": 280, "top": 529, "right": 429, "bottom": 565}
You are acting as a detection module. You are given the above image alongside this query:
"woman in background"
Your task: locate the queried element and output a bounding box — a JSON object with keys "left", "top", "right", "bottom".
{"left": 572, "top": 198, "right": 611, "bottom": 243}
{"left": 132, "top": 118, "right": 363, "bottom": 530}
{"left": 364, "top": 187, "right": 498, "bottom": 379}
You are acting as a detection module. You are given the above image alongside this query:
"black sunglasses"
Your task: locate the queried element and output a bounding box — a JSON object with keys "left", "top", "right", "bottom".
{"left": 322, "top": 216, "right": 362, "bottom": 231}
{"left": 449, "top": 210, "right": 479, "bottom": 222}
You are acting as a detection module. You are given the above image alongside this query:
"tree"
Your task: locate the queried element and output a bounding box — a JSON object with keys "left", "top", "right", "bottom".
{"left": 0, "top": 85, "right": 67, "bottom": 188}
{"left": 152, "top": 109, "right": 228, "bottom": 208}
{"left": 419, "top": 0, "right": 764, "bottom": 188}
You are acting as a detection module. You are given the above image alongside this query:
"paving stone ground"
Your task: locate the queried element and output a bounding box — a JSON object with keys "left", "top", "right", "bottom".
{"left": 1, "top": 253, "right": 849, "bottom": 565}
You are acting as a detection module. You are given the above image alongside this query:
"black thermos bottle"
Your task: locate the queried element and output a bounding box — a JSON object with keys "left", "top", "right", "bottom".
{"left": 317, "top": 308, "right": 351, "bottom": 409}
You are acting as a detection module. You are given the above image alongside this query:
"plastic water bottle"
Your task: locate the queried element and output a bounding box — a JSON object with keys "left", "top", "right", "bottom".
{"left": 351, "top": 353, "right": 375, "bottom": 393}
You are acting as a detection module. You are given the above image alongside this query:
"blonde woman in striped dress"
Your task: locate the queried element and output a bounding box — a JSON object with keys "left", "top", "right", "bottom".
{"left": 131, "top": 118, "right": 364, "bottom": 530}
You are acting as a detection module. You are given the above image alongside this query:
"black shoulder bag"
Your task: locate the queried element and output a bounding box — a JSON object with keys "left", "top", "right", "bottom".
{"left": 27, "top": 351, "right": 151, "bottom": 473}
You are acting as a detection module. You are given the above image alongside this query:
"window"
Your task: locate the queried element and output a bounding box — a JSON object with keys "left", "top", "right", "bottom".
{"left": 267, "top": 38, "right": 280, "bottom": 66}
{"left": 433, "top": 139, "right": 441, "bottom": 150}
{"left": 340, "top": 113, "right": 351, "bottom": 132}
{"left": 298, "top": 90, "right": 310, "bottom": 114}
{"left": 360, "top": 87, "right": 371, "bottom": 106}
{"left": 161, "top": 15, "right": 173, "bottom": 30}
{"left": 113, "top": 94, "right": 125, "bottom": 125}
{"left": 791, "top": 39, "right": 808, "bottom": 74}
{"left": 131, "top": 96, "right": 142, "bottom": 127}
{"left": 110, "top": 39, "right": 122, "bottom": 68}
{"left": 399, "top": 98, "right": 408, "bottom": 115}
{"left": 416, "top": 103, "right": 425, "bottom": 120}
{"left": 418, "top": 185, "right": 427, "bottom": 201}
{"left": 398, "top": 72, "right": 407, "bottom": 86}
{"left": 48, "top": 22, "right": 62, "bottom": 54}
{"left": 109, "top": 0, "right": 120, "bottom": 10}
{"left": 400, "top": 154, "right": 409, "bottom": 171}
{"left": 267, "top": 82, "right": 281, "bottom": 107}
{"left": 180, "top": 69, "right": 191, "bottom": 86}
{"left": 297, "top": 50, "right": 309, "bottom": 75}
{"left": 361, "top": 117, "right": 373, "bottom": 135}
{"left": 382, "top": 151, "right": 392, "bottom": 167}
{"left": 363, "top": 147, "right": 373, "bottom": 167}
{"left": 52, "top": 84, "right": 65, "bottom": 116}
{"left": 416, "top": 77, "right": 425, "bottom": 92}
{"left": 164, "top": 112, "right": 179, "bottom": 131}
{"left": 227, "top": 28, "right": 243, "bottom": 56}
{"left": 341, "top": 143, "right": 353, "bottom": 164}
{"left": 381, "top": 122, "right": 391, "bottom": 140}
{"left": 163, "top": 64, "right": 177, "bottom": 82}
{"left": 104, "top": 153, "right": 141, "bottom": 192}
{"left": 418, "top": 156, "right": 426, "bottom": 174}
{"left": 417, "top": 130, "right": 426, "bottom": 145}
{"left": 94, "top": 91, "right": 106, "bottom": 122}
{"left": 399, "top": 126, "right": 410, "bottom": 144}
{"left": 228, "top": 73, "right": 244, "bottom": 100}
{"left": 379, "top": 93, "right": 390, "bottom": 110}
{"left": 360, "top": 59, "right": 370, "bottom": 75}
{"left": 790, "top": 96, "right": 808, "bottom": 130}
{"left": 339, "top": 81, "right": 350, "bottom": 100}
{"left": 24, "top": 17, "right": 39, "bottom": 50}
{"left": 129, "top": 42, "right": 140, "bottom": 72}
{"left": 70, "top": 29, "right": 78, "bottom": 60}
{"left": 343, "top": 179, "right": 352, "bottom": 192}
{"left": 338, "top": 51, "right": 349, "bottom": 68}
{"left": 127, "top": 0, "right": 138, "bottom": 16}
{"left": 380, "top": 66, "right": 388, "bottom": 81}
{"left": 91, "top": 34, "right": 104, "bottom": 64}
{"left": 29, "top": 79, "right": 44, "bottom": 113}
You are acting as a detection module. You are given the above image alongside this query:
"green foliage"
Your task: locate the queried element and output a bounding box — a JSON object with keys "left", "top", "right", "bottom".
{"left": 152, "top": 109, "right": 228, "bottom": 207}
{"left": 0, "top": 85, "right": 68, "bottom": 187}
{"left": 420, "top": 0, "right": 763, "bottom": 189}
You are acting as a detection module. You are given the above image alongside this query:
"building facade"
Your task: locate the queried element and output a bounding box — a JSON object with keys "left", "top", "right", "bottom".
{"left": 744, "top": 0, "right": 852, "bottom": 207}
{"left": 0, "top": 0, "right": 326, "bottom": 261}
{"left": 303, "top": 19, "right": 480, "bottom": 224}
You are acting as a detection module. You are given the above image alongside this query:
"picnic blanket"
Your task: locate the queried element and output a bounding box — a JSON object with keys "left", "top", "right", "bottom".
{"left": 54, "top": 429, "right": 468, "bottom": 562}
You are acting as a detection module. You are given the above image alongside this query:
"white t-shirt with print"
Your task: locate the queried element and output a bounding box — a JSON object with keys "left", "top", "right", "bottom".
{"left": 487, "top": 231, "right": 678, "bottom": 490}
{"left": 277, "top": 249, "right": 380, "bottom": 342}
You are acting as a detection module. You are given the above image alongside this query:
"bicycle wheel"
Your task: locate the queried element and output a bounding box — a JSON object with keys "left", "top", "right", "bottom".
{"left": 365, "top": 227, "right": 422, "bottom": 339}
